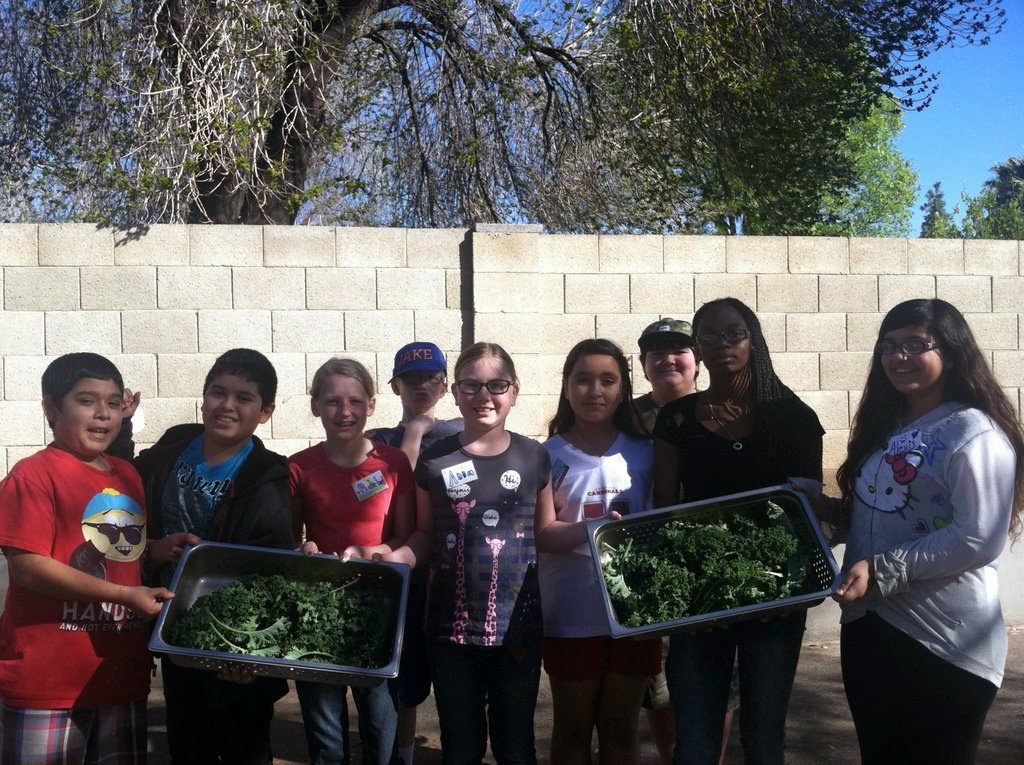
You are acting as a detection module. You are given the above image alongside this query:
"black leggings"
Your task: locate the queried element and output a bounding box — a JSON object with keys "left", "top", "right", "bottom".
{"left": 841, "top": 611, "right": 998, "bottom": 765}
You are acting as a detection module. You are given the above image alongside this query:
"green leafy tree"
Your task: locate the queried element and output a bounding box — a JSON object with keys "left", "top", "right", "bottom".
{"left": 810, "top": 98, "right": 917, "bottom": 237}
{"left": 919, "top": 182, "right": 961, "bottom": 238}
{"left": 962, "top": 157, "right": 1024, "bottom": 239}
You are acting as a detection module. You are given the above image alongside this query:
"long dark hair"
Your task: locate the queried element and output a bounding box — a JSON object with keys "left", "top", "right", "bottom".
{"left": 548, "top": 339, "right": 647, "bottom": 439}
{"left": 837, "top": 298, "right": 1024, "bottom": 540}
{"left": 691, "top": 297, "right": 795, "bottom": 405}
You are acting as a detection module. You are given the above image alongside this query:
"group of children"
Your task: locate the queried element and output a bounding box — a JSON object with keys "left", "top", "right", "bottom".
{"left": 0, "top": 295, "right": 1020, "bottom": 765}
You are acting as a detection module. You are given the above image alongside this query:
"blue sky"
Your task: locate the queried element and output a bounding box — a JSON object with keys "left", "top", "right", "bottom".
{"left": 898, "top": 5, "right": 1024, "bottom": 234}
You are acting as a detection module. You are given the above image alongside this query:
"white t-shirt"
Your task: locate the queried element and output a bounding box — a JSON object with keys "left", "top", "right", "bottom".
{"left": 539, "top": 433, "right": 653, "bottom": 637}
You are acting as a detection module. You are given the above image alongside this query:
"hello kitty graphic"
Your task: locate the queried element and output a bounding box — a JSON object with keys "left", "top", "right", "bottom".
{"left": 855, "top": 447, "right": 924, "bottom": 518}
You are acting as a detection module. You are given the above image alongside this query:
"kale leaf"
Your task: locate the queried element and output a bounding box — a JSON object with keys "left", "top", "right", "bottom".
{"left": 168, "top": 573, "right": 391, "bottom": 668}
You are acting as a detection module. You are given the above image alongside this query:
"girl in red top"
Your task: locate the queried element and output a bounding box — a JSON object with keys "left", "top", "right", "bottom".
{"left": 289, "top": 357, "right": 414, "bottom": 765}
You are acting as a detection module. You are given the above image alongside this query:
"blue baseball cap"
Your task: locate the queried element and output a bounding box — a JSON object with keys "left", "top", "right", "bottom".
{"left": 391, "top": 342, "right": 447, "bottom": 381}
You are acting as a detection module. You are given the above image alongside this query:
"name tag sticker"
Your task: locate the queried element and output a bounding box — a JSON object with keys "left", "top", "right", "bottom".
{"left": 353, "top": 470, "right": 388, "bottom": 502}
{"left": 887, "top": 429, "right": 922, "bottom": 456}
{"left": 442, "top": 460, "right": 478, "bottom": 489}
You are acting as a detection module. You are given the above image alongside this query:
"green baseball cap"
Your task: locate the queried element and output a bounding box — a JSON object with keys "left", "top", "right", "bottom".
{"left": 638, "top": 318, "right": 694, "bottom": 352}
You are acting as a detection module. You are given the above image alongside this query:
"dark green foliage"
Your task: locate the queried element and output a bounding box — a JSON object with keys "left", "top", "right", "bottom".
{"left": 602, "top": 501, "right": 809, "bottom": 628}
{"left": 168, "top": 574, "right": 390, "bottom": 669}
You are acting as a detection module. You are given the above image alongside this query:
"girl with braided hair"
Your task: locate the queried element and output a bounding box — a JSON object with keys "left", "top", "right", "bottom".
{"left": 652, "top": 297, "right": 824, "bottom": 765}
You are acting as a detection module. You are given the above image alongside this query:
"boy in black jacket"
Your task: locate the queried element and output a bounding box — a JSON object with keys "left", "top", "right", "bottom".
{"left": 134, "top": 348, "right": 293, "bottom": 764}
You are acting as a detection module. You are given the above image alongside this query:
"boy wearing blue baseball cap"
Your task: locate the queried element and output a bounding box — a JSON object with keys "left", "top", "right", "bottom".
{"left": 368, "top": 341, "right": 462, "bottom": 765}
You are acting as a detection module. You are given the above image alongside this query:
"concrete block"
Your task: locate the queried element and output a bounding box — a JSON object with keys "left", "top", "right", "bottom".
{"left": 823, "top": 430, "right": 849, "bottom": 473}
{"left": 39, "top": 224, "right": 113, "bottom": 266}
{"left": 446, "top": 270, "right": 462, "bottom": 310}
{"left": 0, "top": 312, "right": 45, "bottom": 355}
{"left": 378, "top": 268, "right": 447, "bottom": 310}
{"left": 344, "top": 310, "right": 415, "bottom": 352}
{"left": 994, "top": 352, "right": 1024, "bottom": 386}
{"left": 818, "top": 275, "right": 878, "bottom": 313}
{"left": 5, "top": 267, "right": 79, "bottom": 310}
{"left": 936, "top": 275, "right": 991, "bottom": 313}
{"left": 630, "top": 274, "right": 694, "bottom": 314}
{"left": 81, "top": 267, "right": 157, "bottom": 310}
{"left": 756, "top": 274, "right": 818, "bottom": 313}
{"left": 850, "top": 238, "right": 907, "bottom": 274}
{"left": 786, "top": 313, "right": 846, "bottom": 352}
{"left": 771, "top": 353, "right": 820, "bottom": 391}
{"left": 122, "top": 311, "right": 198, "bottom": 354}
{"left": 664, "top": 235, "right": 726, "bottom": 273}
{"left": 270, "top": 311, "right": 345, "bottom": 353}
{"left": 157, "top": 266, "right": 232, "bottom": 307}
{"left": 599, "top": 235, "right": 663, "bottom": 273}
{"left": 0, "top": 402, "right": 44, "bottom": 446}
{"left": 540, "top": 235, "right": 599, "bottom": 273}
{"left": 757, "top": 314, "right": 787, "bottom": 352}
{"left": 46, "top": 312, "right": 121, "bottom": 355}
{"left": 800, "top": 390, "right": 850, "bottom": 430}
{"left": 3, "top": 356, "right": 50, "bottom": 400}
{"left": 504, "top": 393, "right": 559, "bottom": 440}
{"left": 138, "top": 398, "right": 200, "bottom": 441}
{"left": 908, "top": 239, "right": 963, "bottom": 274}
{"left": 962, "top": 313, "right": 1019, "bottom": 352}
{"left": 846, "top": 314, "right": 884, "bottom": 351}
{"left": 726, "top": 237, "right": 787, "bottom": 274}
{"left": 475, "top": 273, "right": 563, "bottom": 313}
{"left": 0, "top": 224, "right": 37, "bottom": 265}
{"left": 514, "top": 354, "right": 568, "bottom": 397}
{"left": 189, "top": 225, "right": 263, "bottom": 267}
{"left": 263, "top": 439, "right": 315, "bottom": 459}
{"left": 406, "top": 228, "right": 465, "bottom": 269}
{"left": 7, "top": 446, "right": 41, "bottom": 471}
{"left": 337, "top": 227, "right": 406, "bottom": 268}
{"left": 307, "top": 352, "right": 380, "bottom": 394}
{"left": 594, "top": 314, "right": 659, "bottom": 355}
{"left": 965, "top": 240, "right": 1017, "bottom": 275}
{"left": 849, "top": 390, "right": 864, "bottom": 421}
{"left": 820, "top": 352, "right": 872, "bottom": 390}
{"left": 264, "top": 226, "right": 334, "bottom": 267}
{"left": 233, "top": 267, "right": 305, "bottom": 309}
{"left": 306, "top": 268, "right": 377, "bottom": 310}
{"left": 693, "top": 274, "right": 757, "bottom": 308}
{"left": 476, "top": 313, "right": 594, "bottom": 355}
{"left": 993, "top": 277, "right": 1024, "bottom": 313}
{"left": 472, "top": 231, "right": 539, "bottom": 273}
{"left": 789, "top": 237, "right": 848, "bottom": 274}
{"left": 371, "top": 395, "right": 404, "bottom": 428}
{"left": 110, "top": 355, "right": 158, "bottom": 399}
{"left": 114, "top": 225, "right": 189, "bottom": 266}
{"left": 878, "top": 275, "right": 936, "bottom": 311}
{"left": 156, "top": 354, "right": 218, "bottom": 397}
{"left": 198, "top": 310, "right": 272, "bottom": 353}
{"left": 269, "top": 393, "right": 320, "bottom": 440}
{"left": 414, "top": 310, "right": 463, "bottom": 345}
{"left": 564, "top": 274, "right": 629, "bottom": 314}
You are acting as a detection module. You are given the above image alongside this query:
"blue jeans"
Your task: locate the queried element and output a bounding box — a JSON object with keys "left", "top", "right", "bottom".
{"left": 296, "top": 679, "right": 399, "bottom": 765}
{"left": 429, "top": 640, "right": 541, "bottom": 765}
{"left": 666, "top": 610, "right": 806, "bottom": 765}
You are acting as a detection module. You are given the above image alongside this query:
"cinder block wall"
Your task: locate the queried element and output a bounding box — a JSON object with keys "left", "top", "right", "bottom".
{"left": 3, "top": 223, "right": 1024, "bottom": 632}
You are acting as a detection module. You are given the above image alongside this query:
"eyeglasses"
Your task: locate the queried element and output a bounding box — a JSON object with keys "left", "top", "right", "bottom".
{"left": 455, "top": 379, "right": 513, "bottom": 395}
{"left": 401, "top": 373, "right": 446, "bottom": 387}
{"left": 875, "top": 339, "right": 941, "bottom": 356}
{"left": 696, "top": 329, "right": 749, "bottom": 347}
{"left": 84, "top": 522, "right": 144, "bottom": 545}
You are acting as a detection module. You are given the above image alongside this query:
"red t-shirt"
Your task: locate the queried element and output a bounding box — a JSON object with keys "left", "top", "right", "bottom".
{"left": 0, "top": 446, "right": 151, "bottom": 708}
{"left": 289, "top": 443, "right": 413, "bottom": 552}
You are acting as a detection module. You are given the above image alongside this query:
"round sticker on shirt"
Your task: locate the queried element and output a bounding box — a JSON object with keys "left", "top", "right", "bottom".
{"left": 482, "top": 509, "right": 500, "bottom": 527}
{"left": 499, "top": 470, "right": 521, "bottom": 491}
{"left": 447, "top": 484, "right": 471, "bottom": 500}
{"left": 445, "top": 533, "right": 457, "bottom": 550}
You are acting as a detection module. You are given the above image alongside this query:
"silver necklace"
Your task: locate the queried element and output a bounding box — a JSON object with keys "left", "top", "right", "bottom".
{"left": 706, "top": 401, "right": 744, "bottom": 451}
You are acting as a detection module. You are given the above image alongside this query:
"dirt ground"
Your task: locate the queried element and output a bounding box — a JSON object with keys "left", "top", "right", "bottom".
{"left": 146, "top": 629, "right": 1024, "bottom": 764}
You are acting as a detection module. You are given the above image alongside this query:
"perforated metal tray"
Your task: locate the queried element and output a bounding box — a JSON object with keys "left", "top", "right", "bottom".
{"left": 149, "top": 541, "right": 409, "bottom": 686}
{"left": 587, "top": 485, "right": 840, "bottom": 637}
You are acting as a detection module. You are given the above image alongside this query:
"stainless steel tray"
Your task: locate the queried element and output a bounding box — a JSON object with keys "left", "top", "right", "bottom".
{"left": 149, "top": 541, "right": 410, "bottom": 686}
{"left": 587, "top": 485, "right": 840, "bottom": 638}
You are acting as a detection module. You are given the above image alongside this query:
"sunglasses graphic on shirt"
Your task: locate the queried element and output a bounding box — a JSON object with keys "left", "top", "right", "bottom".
{"left": 84, "top": 522, "right": 144, "bottom": 545}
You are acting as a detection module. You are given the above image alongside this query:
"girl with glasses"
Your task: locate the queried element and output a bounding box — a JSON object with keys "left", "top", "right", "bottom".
{"left": 386, "top": 342, "right": 552, "bottom": 764}
{"left": 824, "top": 298, "right": 1024, "bottom": 764}
{"left": 652, "top": 297, "right": 824, "bottom": 765}
{"left": 536, "top": 339, "right": 661, "bottom": 764}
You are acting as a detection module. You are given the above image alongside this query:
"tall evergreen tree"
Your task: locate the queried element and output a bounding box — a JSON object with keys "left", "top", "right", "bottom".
{"left": 919, "top": 182, "right": 961, "bottom": 238}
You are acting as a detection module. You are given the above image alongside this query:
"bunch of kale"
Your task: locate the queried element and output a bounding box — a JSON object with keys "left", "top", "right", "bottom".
{"left": 602, "top": 502, "right": 810, "bottom": 627}
{"left": 168, "top": 573, "right": 390, "bottom": 668}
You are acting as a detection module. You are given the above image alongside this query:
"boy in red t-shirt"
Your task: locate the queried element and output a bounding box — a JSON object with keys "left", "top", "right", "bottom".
{"left": 0, "top": 353, "right": 192, "bottom": 764}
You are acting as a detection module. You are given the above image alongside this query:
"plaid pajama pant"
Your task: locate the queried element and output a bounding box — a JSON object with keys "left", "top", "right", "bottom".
{"left": 0, "top": 700, "right": 147, "bottom": 765}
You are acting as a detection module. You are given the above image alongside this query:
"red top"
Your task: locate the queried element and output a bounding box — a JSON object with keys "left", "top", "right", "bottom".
{"left": 289, "top": 443, "right": 413, "bottom": 552}
{"left": 0, "top": 447, "right": 152, "bottom": 708}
